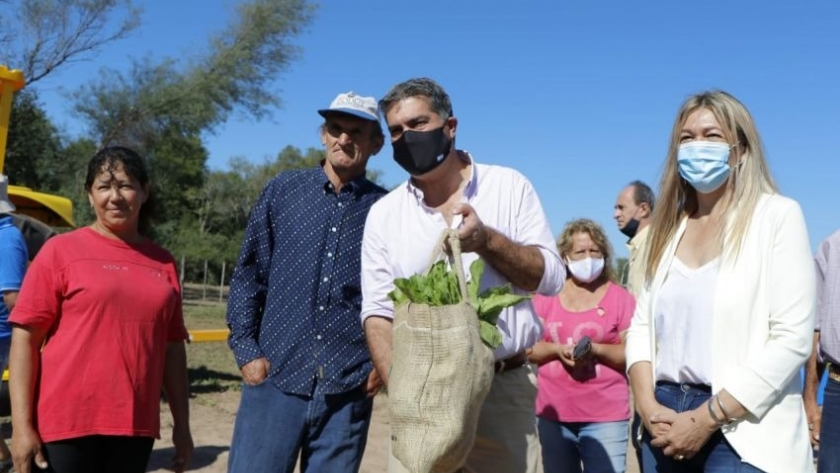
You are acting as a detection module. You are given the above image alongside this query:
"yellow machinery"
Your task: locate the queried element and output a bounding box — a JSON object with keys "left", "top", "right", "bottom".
{"left": 7, "top": 185, "right": 75, "bottom": 227}
{"left": 0, "top": 65, "right": 75, "bottom": 227}
{"left": 0, "top": 66, "right": 25, "bottom": 173}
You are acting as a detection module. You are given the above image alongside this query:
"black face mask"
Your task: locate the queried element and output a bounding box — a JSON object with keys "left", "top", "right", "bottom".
{"left": 392, "top": 126, "right": 452, "bottom": 176}
{"left": 620, "top": 218, "right": 640, "bottom": 239}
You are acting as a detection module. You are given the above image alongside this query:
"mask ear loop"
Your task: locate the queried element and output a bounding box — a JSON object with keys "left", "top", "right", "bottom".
{"left": 730, "top": 141, "right": 746, "bottom": 169}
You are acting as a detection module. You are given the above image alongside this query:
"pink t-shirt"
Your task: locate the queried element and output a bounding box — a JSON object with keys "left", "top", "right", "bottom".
{"left": 10, "top": 227, "right": 188, "bottom": 442}
{"left": 533, "top": 282, "right": 634, "bottom": 423}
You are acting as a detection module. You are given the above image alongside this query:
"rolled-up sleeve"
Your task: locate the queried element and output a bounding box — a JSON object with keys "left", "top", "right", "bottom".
{"left": 360, "top": 202, "right": 395, "bottom": 324}
{"left": 226, "top": 181, "right": 275, "bottom": 368}
{"left": 514, "top": 173, "right": 564, "bottom": 295}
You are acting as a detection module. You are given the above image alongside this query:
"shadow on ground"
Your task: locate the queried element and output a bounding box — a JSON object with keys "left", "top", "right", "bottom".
{"left": 147, "top": 445, "right": 229, "bottom": 471}
{"left": 188, "top": 366, "right": 241, "bottom": 395}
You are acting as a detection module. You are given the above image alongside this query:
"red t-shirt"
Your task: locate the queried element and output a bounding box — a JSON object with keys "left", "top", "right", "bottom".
{"left": 10, "top": 227, "right": 189, "bottom": 442}
{"left": 533, "top": 282, "right": 635, "bottom": 423}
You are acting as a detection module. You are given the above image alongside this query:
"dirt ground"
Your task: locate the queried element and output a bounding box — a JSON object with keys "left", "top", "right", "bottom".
{"left": 147, "top": 390, "right": 641, "bottom": 473}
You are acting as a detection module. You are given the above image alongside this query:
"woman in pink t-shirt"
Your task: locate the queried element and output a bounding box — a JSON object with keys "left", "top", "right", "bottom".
{"left": 8, "top": 147, "right": 192, "bottom": 473}
{"left": 529, "top": 218, "right": 635, "bottom": 473}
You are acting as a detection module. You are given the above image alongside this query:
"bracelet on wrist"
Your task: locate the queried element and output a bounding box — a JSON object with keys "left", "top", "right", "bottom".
{"left": 707, "top": 397, "right": 727, "bottom": 427}
{"left": 715, "top": 393, "right": 737, "bottom": 424}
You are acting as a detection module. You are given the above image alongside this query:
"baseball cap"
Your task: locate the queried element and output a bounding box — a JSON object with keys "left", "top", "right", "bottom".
{"left": 0, "top": 175, "right": 16, "bottom": 214}
{"left": 318, "top": 92, "right": 379, "bottom": 122}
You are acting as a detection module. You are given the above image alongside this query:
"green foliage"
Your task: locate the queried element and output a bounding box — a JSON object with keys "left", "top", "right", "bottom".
{"left": 73, "top": 0, "right": 315, "bottom": 146}
{"left": 0, "top": 0, "right": 141, "bottom": 84}
{"left": 55, "top": 138, "right": 98, "bottom": 225}
{"left": 4, "top": 90, "right": 63, "bottom": 187}
{"left": 615, "top": 257, "right": 628, "bottom": 286}
{"left": 391, "top": 260, "right": 462, "bottom": 307}
{"left": 62, "top": 0, "right": 315, "bottom": 281}
{"left": 147, "top": 128, "right": 209, "bottom": 225}
{"left": 388, "top": 258, "right": 530, "bottom": 349}
{"left": 1, "top": 1, "right": 395, "bottom": 289}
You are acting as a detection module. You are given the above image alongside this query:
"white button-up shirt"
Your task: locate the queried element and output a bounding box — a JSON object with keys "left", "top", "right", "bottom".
{"left": 360, "top": 153, "right": 565, "bottom": 360}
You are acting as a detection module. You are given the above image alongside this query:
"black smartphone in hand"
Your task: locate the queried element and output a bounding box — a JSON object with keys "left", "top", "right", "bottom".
{"left": 572, "top": 336, "right": 592, "bottom": 360}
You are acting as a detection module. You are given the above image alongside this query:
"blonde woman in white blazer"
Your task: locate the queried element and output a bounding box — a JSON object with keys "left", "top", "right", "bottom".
{"left": 625, "top": 91, "right": 816, "bottom": 473}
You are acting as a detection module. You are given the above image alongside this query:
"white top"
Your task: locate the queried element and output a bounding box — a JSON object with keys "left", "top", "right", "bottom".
{"left": 625, "top": 194, "right": 816, "bottom": 473}
{"left": 360, "top": 152, "right": 565, "bottom": 360}
{"left": 654, "top": 257, "right": 719, "bottom": 385}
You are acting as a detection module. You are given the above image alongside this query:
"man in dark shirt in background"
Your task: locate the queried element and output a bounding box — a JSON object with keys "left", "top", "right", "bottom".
{"left": 226, "top": 91, "right": 386, "bottom": 473}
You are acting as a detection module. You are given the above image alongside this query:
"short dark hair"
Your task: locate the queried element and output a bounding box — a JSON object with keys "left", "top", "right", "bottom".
{"left": 85, "top": 146, "right": 156, "bottom": 235}
{"left": 378, "top": 77, "right": 453, "bottom": 121}
{"left": 629, "top": 180, "right": 655, "bottom": 211}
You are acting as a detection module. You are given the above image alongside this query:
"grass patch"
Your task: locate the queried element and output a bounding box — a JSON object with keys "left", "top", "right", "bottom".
{"left": 184, "top": 303, "right": 228, "bottom": 330}
{"left": 183, "top": 303, "right": 241, "bottom": 394}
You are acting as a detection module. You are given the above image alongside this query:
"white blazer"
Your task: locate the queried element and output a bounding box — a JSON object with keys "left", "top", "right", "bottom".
{"left": 626, "top": 193, "right": 816, "bottom": 473}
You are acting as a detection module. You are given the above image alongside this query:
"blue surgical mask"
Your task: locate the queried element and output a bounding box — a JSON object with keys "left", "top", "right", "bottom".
{"left": 677, "top": 141, "right": 732, "bottom": 194}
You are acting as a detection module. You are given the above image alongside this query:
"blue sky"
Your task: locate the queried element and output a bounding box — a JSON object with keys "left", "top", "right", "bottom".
{"left": 28, "top": 0, "right": 840, "bottom": 256}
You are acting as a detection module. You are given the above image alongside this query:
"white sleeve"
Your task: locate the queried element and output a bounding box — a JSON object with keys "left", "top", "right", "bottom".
{"left": 514, "top": 172, "right": 565, "bottom": 295}
{"left": 360, "top": 202, "right": 396, "bottom": 324}
{"left": 723, "top": 199, "right": 816, "bottom": 418}
{"left": 625, "top": 281, "right": 654, "bottom": 371}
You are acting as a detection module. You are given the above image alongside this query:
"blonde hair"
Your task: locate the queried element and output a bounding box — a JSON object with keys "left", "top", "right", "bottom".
{"left": 557, "top": 218, "right": 617, "bottom": 283}
{"left": 645, "top": 91, "right": 777, "bottom": 282}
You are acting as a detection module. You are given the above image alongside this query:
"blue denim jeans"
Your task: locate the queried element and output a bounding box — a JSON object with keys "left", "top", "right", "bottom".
{"left": 641, "top": 382, "right": 765, "bottom": 473}
{"left": 818, "top": 376, "right": 840, "bottom": 473}
{"left": 227, "top": 379, "right": 373, "bottom": 473}
{"left": 632, "top": 412, "right": 646, "bottom": 473}
{"left": 538, "top": 417, "right": 628, "bottom": 473}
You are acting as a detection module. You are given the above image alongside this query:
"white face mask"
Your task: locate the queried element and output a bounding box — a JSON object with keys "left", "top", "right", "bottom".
{"left": 566, "top": 257, "right": 605, "bottom": 283}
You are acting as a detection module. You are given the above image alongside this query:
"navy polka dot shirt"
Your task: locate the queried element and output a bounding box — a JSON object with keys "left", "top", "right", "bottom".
{"left": 226, "top": 166, "right": 387, "bottom": 395}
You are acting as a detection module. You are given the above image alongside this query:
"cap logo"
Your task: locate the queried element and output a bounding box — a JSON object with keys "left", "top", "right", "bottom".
{"left": 318, "top": 91, "right": 379, "bottom": 122}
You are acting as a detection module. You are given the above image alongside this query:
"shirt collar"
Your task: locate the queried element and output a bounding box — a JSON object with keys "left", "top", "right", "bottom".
{"left": 319, "top": 164, "right": 372, "bottom": 197}
{"left": 404, "top": 150, "right": 477, "bottom": 203}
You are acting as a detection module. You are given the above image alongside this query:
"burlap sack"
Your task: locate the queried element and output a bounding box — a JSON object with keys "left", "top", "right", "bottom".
{"left": 389, "top": 230, "right": 495, "bottom": 473}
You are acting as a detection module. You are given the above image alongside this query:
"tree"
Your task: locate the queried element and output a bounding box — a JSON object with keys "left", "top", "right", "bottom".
{"left": 615, "top": 257, "right": 629, "bottom": 286}
{"left": 0, "top": 0, "right": 141, "bottom": 84}
{"left": 57, "top": 137, "right": 98, "bottom": 225}
{"left": 4, "top": 89, "right": 63, "bottom": 188}
{"left": 71, "top": 0, "right": 313, "bottom": 222}
{"left": 67, "top": 0, "right": 315, "bottom": 281}
{"left": 74, "top": 0, "right": 315, "bottom": 147}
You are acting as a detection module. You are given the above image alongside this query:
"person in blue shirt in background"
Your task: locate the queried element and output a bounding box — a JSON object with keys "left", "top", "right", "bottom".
{"left": 0, "top": 175, "right": 27, "bottom": 473}
{"left": 225, "top": 91, "right": 387, "bottom": 473}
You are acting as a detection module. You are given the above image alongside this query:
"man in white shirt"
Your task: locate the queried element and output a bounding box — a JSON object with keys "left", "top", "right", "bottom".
{"left": 361, "top": 77, "right": 565, "bottom": 473}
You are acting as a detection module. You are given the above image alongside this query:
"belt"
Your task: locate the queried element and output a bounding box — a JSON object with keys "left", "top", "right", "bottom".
{"left": 656, "top": 380, "right": 712, "bottom": 393}
{"left": 494, "top": 351, "right": 528, "bottom": 374}
{"left": 830, "top": 364, "right": 840, "bottom": 383}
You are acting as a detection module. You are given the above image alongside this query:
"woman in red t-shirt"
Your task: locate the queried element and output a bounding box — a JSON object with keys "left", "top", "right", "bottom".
{"left": 528, "top": 218, "right": 635, "bottom": 473}
{"left": 8, "top": 147, "right": 192, "bottom": 473}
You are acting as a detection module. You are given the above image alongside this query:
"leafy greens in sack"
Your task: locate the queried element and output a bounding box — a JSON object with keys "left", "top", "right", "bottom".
{"left": 388, "top": 258, "right": 530, "bottom": 348}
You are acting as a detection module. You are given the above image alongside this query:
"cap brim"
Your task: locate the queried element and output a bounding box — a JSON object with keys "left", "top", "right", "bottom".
{"left": 318, "top": 108, "right": 378, "bottom": 122}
